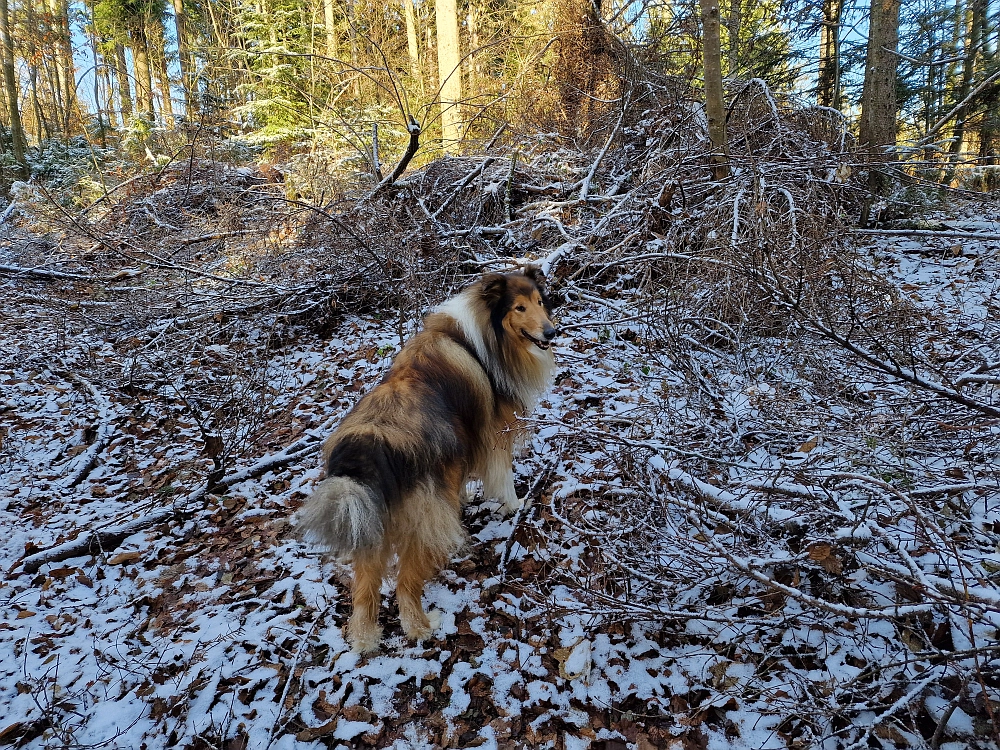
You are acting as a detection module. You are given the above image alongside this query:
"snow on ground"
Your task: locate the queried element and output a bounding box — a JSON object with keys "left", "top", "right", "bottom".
{"left": 2, "top": 198, "right": 1000, "bottom": 750}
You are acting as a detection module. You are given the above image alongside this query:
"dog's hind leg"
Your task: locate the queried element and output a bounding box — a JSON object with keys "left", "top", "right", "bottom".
{"left": 395, "top": 479, "right": 465, "bottom": 642}
{"left": 346, "top": 544, "right": 390, "bottom": 653}
{"left": 395, "top": 537, "right": 439, "bottom": 642}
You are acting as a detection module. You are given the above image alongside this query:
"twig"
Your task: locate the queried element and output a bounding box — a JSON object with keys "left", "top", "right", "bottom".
{"left": 367, "top": 116, "right": 421, "bottom": 197}
{"left": 265, "top": 604, "right": 329, "bottom": 749}
{"left": 17, "top": 433, "right": 323, "bottom": 575}
{"left": 580, "top": 106, "right": 625, "bottom": 202}
{"left": 62, "top": 375, "right": 115, "bottom": 489}
{"left": 499, "top": 463, "right": 554, "bottom": 577}
{"left": 432, "top": 156, "right": 496, "bottom": 219}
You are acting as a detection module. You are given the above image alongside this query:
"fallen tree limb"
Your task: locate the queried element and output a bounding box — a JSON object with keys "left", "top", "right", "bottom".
{"left": 62, "top": 375, "right": 116, "bottom": 488}
{"left": 367, "top": 116, "right": 421, "bottom": 198}
{"left": 17, "top": 433, "right": 323, "bottom": 575}
{"left": 855, "top": 228, "right": 1000, "bottom": 242}
{"left": 0, "top": 264, "right": 143, "bottom": 282}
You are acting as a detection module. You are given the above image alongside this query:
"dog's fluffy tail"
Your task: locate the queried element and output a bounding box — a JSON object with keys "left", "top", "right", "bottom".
{"left": 297, "top": 476, "right": 385, "bottom": 554}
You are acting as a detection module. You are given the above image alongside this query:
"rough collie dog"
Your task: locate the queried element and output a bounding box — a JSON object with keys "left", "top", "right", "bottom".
{"left": 299, "top": 268, "right": 556, "bottom": 653}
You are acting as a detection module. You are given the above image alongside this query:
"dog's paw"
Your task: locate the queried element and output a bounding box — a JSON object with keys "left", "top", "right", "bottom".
{"left": 346, "top": 619, "right": 382, "bottom": 654}
{"left": 426, "top": 609, "right": 443, "bottom": 633}
{"left": 500, "top": 495, "right": 524, "bottom": 515}
{"left": 402, "top": 612, "right": 432, "bottom": 642}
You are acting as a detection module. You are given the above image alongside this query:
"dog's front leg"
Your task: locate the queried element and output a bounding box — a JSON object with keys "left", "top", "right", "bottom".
{"left": 482, "top": 451, "right": 521, "bottom": 514}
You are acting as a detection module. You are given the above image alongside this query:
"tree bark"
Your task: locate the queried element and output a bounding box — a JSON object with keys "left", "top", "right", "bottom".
{"left": 436, "top": 0, "right": 462, "bottom": 150}
{"left": 172, "top": 0, "right": 197, "bottom": 116}
{"left": 817, "top": 0, "right": 843, "bottom": 108}
{"left": 114, "top": 44, "right": 133, "bottom": 121}
{"left": 131, "top": 27, "right": 156, "bottom": 121}
{"left": 859, "top": 0, "right": 901, "bottom": 151}
{"left": 402, "top": 0, "right": 423, "bottom": 96}
{"left": 323, "top": 0, "right": 338, "bottom": 58}
{"left": 726, "top": 0, "right": 740, "bottom": 76}
{"left": 0, "top": 0, "right": 27, "bottom": 177}
{"left": 151, "top": 16, "right": 174, "bottom": 123}
{"left": 947, "top": 0, "right": 985, "bottom": 158}
{"left": 55, "top": 0, "right": 76, "bottom": 133}
{"left": 700, "top": 0, "right": 728, "bottom": 177}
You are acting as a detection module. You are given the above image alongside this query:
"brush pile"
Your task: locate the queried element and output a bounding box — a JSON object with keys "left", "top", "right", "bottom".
{"left": 2, "top": 76, "right": 999, "bottom": 750}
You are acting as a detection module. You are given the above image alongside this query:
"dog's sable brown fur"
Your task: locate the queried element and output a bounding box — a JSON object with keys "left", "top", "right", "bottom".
{"left": 298, "top": 269, "right": 556, "bottom": 653}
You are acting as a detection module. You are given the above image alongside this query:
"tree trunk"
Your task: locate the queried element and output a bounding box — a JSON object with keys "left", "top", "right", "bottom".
{"left": 347, "top": 0, "right": 359, "bottom": 95}
{"left": 29, "top": 66, "right": 49, "bottom": 140}
{"left": 131, "top": 28, "right": 156, "bottom": 121}
{"left": 56, "top": 0, "right": 76, "bottom": 133}
{"left": 101, "top": 63, "right": 118, "bottom": 129}
{"left": 817, "top": 0, "right": 843, "bottom": 108}
{"left": 700, "top": 0, "right": 728, "bottom": 177}
{"left": 151, "top": 16, "right": 174, "bottom": 123}
{"left": 402, "top": 0, "right": 423, "bottom": 96}
{"left": 0, "top": 0, "right": 27, "bottom": 177}
{"left": 726, "top": 0, "right": 740, "bottom": 76}
{"left": 947, "top": 0, "right": 985, "bottom": 159}
{"left": 172, "top": 0, "right": 198, "bottom": 116}
{"left": 436, "top": 0, "right": 462, "bottom": 149}
{"left": 859, "top": 0, "right": 901, "bottom": 151}
{"left": 323, "top": 0, "right": 338, "bottom": 58}
{"left": 466, "top": 4, "right": 479, "bottom": 94}
{"left": 84, "top": 0, "right": 107, "bottom": 143}
{"left": 114, "top": 44, "right": 133, "bottom": 121}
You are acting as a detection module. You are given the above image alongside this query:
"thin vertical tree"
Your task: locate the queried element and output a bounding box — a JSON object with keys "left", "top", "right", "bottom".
{"left": 817, "top": 0, "right": 844, "bottom": 108}
{"left": 947, "top": 0, "right": 986, "bottom": 157}
{"left": 701, "top": 0, "right": 728, "bottom": 177}
{"left": 131, "top": 22, "right": 156, "bottom": 120}
{"left": 113, "top": 43, "right": 133, "bottom": 119}
{"left": 323, "top": 0, "right": 337, "bottom": 58}
{"left": 436, "top": 0, "right": 462, "bottom": 149}
{"left": 172, "top": 0, "right": 197, "bottom": 115}
{"left": 402, "top": 0, "right": 423, "bottom": 97}
{"left": 859, "top": 0, "right": 901, "bottom": 150}
{"left": 0, "top": 0, "right": 27, "bottom": 177}
{"left": 726, "top": 0, "right": 741, "bottom": 75}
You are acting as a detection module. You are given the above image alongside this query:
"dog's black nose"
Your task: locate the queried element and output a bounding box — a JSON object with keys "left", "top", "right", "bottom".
{"left": 543, "top": 325, "right": 557, "bottom": 341}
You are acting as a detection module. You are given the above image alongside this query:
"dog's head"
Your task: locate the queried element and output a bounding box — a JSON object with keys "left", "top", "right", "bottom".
{"left": 480, "top": 270, "right": 557, "bottom": 352}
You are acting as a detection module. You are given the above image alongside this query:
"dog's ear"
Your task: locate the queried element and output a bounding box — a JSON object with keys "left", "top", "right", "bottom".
{"left": 523, "top": 265, "right": 546, "bottom": 292}
{"left": 480, "top": 273, "right": 508, "bottom": 306}
{"left": 523, "top": 265, "right": 557, "bottom": 310}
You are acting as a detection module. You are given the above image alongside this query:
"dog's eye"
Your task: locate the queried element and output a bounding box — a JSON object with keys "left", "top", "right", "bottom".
{"left": 515, "top": 305, "right": 526, "bottom": 312}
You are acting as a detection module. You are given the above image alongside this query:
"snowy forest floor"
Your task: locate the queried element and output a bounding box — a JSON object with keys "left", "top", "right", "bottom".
{"left": 1, "top": 157, "right": 1000, "bottom": 750}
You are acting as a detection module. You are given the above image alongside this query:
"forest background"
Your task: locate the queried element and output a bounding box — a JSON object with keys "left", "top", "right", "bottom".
{"left": 2, "top": 0, "right": 1000, "bottom": 747}
{"left": 0, "top": 0, "right": 998, "bottom": 194}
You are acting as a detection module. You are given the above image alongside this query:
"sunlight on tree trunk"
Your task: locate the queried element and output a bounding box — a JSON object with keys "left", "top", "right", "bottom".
{"left": 153, "top": 17, "right": 175, "bottom": 124}
{"left": 403, "top": 0, "right": 423, "bottom": 98}
{"left": 323, "top": 0, "right": 338, "bottom": 58}
{"left": 132, "top": 28, "right": 156, "bottom": 122}
{"left": 859, "top": 0, "right": 900, "bottom": 151}
{"left": 0, "top": 0, "right": 27, "bottom": 177}
{"left": 947, "top": 0, "right": 985, "bottom": 160}
{"left": 436, "top": 0, "right": 462, "bottom": 150}
{"left": 173, "top": 0, "right": 198, "bottom": 117}
{"left": 114, "top": 44, "right": 133, "bottom": 122}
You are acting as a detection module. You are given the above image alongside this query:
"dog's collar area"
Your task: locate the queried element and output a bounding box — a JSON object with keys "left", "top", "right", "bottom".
{"left": 521, "top": 329, "right": 552, "bottom": 351}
